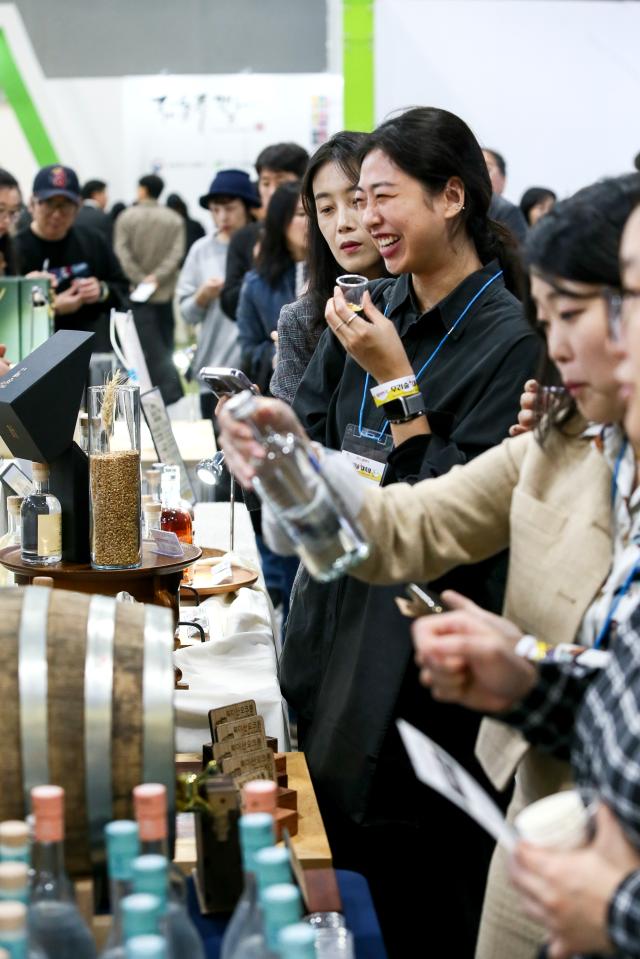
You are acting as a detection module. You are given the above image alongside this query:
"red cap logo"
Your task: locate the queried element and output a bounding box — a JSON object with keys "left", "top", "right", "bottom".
{"left": 50, "top": 166, "right": 67, "bottom": 189}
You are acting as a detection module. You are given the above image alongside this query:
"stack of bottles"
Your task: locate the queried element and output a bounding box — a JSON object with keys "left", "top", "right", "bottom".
{"left": 0, "top": 777, "right": 343, "bottom": 959}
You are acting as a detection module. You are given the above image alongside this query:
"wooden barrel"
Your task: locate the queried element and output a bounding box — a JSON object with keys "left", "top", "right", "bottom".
{"left": 0, "top": 585, "right": 175, "bottom": 876}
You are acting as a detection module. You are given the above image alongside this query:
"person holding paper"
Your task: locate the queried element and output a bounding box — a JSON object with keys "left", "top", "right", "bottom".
{"left": 410, "top": 199, "right": 640, "bottom": 959}
{"left": 219, "top": 174, "right": 640, "bottom": 959}
{"left": 114, "top": 173, "right": 185, "bottom": 405}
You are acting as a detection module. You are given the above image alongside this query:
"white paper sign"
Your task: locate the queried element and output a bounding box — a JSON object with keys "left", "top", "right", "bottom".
{"left": 397, "top": 719, "right": 517, "bottom": 851}
{"left": 141, "top": 387, "right": 195, "bottom": 503}
{"left": 150, "top": 528, "right": 185, "bottom": 558}
{"left": 129, "top": 281, "right": 158, "bottom": 303}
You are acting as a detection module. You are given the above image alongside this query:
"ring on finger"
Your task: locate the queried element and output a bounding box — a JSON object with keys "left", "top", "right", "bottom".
{"left": 334, "top": 320, "right": 346, "bottom": 332}
{"left": 345, "top": 314, "right": 355, "bottom": 325}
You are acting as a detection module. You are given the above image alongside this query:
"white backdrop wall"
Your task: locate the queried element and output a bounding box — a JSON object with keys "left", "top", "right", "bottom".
{"left": 375, "top": 0, "right": 640, "bottom": 203}
{"left": 46, "top": 74, "right": 343, "bottom": 226}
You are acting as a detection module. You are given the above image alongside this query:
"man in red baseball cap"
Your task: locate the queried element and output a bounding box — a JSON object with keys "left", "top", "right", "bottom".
{"left": 14, "top": 164, "right": 128, "bottom": 352}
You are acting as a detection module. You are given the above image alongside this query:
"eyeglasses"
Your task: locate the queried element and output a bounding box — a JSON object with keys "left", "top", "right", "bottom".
{"left": 0, "top": 208, "right": 20, "bottom": 223}
{"left": 604, "top": 287, "right": 640, "bottom": 341}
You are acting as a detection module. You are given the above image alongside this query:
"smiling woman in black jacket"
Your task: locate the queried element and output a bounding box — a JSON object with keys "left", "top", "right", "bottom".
{"left": 278, "top": 107, "right": 542, "bottom": 958}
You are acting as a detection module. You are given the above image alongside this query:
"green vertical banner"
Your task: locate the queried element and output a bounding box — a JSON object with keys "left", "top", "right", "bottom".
{"left": 0, "top": 28, "right": 58, "bottom": 166}
{"left": 343, "top": 0, "right": 374, "bottom": 132}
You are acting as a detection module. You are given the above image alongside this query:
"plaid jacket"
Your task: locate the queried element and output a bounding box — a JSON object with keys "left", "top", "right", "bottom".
{"left": 507, "top": 602, "right": 640, "bottom": 958}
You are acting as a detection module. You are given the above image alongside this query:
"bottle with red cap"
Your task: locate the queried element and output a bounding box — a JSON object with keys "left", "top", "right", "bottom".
{"left": 132, "top": 785, "right": 203, "bottom": 958}
{"left": 27, "top": 785, "right": 96, "bottom": 958}
{"left": 220, "top": 781, "right": 278, "bottom": 959}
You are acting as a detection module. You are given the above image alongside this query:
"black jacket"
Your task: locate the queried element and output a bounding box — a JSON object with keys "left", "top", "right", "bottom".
{"left": 14, "top": 225, "right": 128, "bottom": 353}
{"left": 220, "top": 220, "right": 262, "bottom": 320}
{"left": 282, "top": 262, "right": 542, "bottom": 825}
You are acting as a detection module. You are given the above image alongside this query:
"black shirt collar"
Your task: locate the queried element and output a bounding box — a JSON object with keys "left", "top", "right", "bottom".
{"left": 385, "top": 259, "right": 504, "bottom": 339}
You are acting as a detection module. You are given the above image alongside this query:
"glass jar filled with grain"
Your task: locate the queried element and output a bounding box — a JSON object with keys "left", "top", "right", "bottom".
{"left": 88, "top": 378, "right": 142, "bottom": 569}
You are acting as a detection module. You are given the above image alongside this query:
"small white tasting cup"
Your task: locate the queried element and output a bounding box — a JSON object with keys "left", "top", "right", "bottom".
{"left": 514, "top": 789, "right": 591, "bottom": 851}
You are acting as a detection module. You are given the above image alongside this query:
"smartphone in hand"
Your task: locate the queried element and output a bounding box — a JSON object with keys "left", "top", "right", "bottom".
{"left": 199, "top": 366, "right": 257, "bottom": 399}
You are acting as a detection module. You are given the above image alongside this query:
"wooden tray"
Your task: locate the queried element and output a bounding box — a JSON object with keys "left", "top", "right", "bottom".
{"left": 181, "top": 547, "right": 258, "bottom": 599}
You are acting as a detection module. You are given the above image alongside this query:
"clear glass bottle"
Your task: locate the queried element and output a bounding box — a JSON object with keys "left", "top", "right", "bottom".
{"left": 160, "top": 468, "right": 192, "bottom": 545}
{"left": 260, "top": 884, "right": 302, "bottom": 957}
{"left": 100, "top": 820, "right": 141, "bottom": 959}
{"left": 131, "top": 855, "right": 203, "bottom": 959}
{"left": 220, "top": 811, "right": 275, "bottom": 959}
{"left": 131, "top": 785, "right": 187, "bottom": 904}
{"left": 142, "top": 504, "right": 162, "bottom": 542}
{"left": 0, "top": 823, "right": 29, "bottom": 865}
{"left": 27, "top": 786, "right": 96, "bottom": 959}
{"left": 20, "top": 464, "right": 61, "bottom": 566}
{"left": 144, "top": 471, "right": 161, "bottom": 504}
{"left": 0, "top": 901, "right": 47, "bottom": 959}
{"left": 226, "top": 392, "right": 369, "bottom": 581}
{"left": 5, "top": 499, "right": 23, "bottom": 547}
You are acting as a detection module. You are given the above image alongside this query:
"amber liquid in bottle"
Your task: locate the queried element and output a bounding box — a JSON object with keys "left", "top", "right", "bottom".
{"left": 160, "top": 506, "right": 192, "bottom": 543}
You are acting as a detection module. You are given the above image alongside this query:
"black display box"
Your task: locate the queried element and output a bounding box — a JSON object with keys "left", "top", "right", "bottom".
{"left": 0, "top": 330, "right": 94, "bottom": 463}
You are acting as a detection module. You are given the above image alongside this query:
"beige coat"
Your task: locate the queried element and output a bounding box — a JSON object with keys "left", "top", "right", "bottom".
{"left": 354, "top": 421, "right": 613, "bottom": 958}
{"left": 114, "top": 199, "right": 185, "bottom": 303}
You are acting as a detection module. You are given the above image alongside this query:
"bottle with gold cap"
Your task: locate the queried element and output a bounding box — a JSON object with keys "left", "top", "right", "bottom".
{"left": 0, "top": 900, "right": 47, "bottom": 959}
{"left": 27, "top": 786, "right": 96, "bottom": 959}
{"left": 20, "top": 464, "right": 61, "bottom": 566}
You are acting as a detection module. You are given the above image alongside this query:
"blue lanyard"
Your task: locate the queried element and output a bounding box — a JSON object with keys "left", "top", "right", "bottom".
{"left": 594, "top": 437, "right": 639, "bottom": 649}
{"left": 593, "top": 555, "right": 640, "bottom": 649}
{"left": 357, "top": 269, "right": 504, "bottom": 438}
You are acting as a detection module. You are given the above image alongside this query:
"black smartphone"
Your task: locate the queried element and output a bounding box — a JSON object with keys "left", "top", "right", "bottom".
{"left": 405, "top": 583, "right": 451, "bottom": 616}
{"left": 199, "top": 366, "right": 257, "bottom": 399}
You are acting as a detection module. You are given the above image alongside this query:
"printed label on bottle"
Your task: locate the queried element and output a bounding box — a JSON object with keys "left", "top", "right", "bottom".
{"left": 37, "top": 514, "right": 61, "bottom": 557}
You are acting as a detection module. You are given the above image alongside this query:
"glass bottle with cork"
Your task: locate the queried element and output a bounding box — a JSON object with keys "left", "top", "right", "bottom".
{"left": 5, "top": 498, "right": 23, "bottom": 548}
{"left": 20, "top": 464, "right": 62, "bottom": 566}
{"left": 27, "top": 786, "right": 96, "bottom": 958}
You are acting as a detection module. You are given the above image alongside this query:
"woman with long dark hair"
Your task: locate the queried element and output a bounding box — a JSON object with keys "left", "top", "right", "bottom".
{"left": 236, "top": 180, "right": 306, "bottom": 395}
{"left": 233, "top": 107, "right": 540, "bottom": 956}
{"left": 270, "top": 131, "right": 386, "bottom": 403}
{"left": 221, "top": 172, "right": 640, "bottom": 959}
{"left": 0, "top": 169, "right": 21, "bottom": 276}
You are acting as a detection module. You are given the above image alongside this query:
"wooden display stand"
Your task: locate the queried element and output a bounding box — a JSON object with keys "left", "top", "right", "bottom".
{"left": 0, "top": 542, "right": 201, "bottom": 623}
{"left": 174, "top": 751, "right": 332, "bottom": 874}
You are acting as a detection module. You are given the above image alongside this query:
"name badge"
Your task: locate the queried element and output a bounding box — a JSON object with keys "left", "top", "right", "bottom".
{"left": 341, "top": 423, "right": 393, "bottom": 486}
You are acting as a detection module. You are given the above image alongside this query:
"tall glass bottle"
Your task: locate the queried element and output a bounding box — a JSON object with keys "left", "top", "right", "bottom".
{"left": 261, "top": 885, "right": 302, "bottom": 955}
{"left": 131, "top": 855, "right": 203, "bottom": 959}
{"left": 27, "top": 786, "right": 96, "bottom": 959}
{"left": 220, "top": 813, "right": 275, "bottom": 959}
{"left": 100, "top": 820, "right": 140, "bottom": 959}
{"left": 131, "top": 785, "right": 184, "bottom": 902}
{"left": 0, "top": 901, "right": 47, "bottom": 959}
{"left": 20, "top": 465, "right": 61, "bottom": 566}
{"left": 226, "top": 391, "right": 369, "bottom": 581}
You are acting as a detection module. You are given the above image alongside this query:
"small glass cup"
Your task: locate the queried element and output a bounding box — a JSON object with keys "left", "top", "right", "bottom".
{"left": 336, "top": 274, "right": 369, "bottom": 314}
{"left": 534, "top": 384, "right": 569, "bottom": 423}
{"left": 314, "top": 927, "right": 355, "bottom": 958}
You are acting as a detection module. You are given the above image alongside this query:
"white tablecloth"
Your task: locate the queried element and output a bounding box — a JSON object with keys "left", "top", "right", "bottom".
{"left": 173, "top": 502, "right": 290, "bottom": 752}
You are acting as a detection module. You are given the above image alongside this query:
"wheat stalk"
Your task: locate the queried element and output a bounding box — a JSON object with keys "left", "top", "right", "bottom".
{"left": 100, "top": 369, "right": 126, "bottom": 438}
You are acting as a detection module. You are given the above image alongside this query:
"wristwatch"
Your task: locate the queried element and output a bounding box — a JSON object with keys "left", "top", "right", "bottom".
{"left": 384, "top": 392, "right": 426, "bottom": 423}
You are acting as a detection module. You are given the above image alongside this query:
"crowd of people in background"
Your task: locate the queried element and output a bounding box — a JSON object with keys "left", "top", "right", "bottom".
{"left": 3, "top": 111, "right": 640, "bottom": 959}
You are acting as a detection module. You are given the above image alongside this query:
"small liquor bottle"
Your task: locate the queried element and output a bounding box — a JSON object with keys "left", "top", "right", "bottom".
{"left": 20, "top": 463, "right": 62, "bottom": 566}
{"left": 5, "top": 498, "right": 23, "bottom": 547}
{"left": 160, "top": 467, "right": 192, "bottom": 544}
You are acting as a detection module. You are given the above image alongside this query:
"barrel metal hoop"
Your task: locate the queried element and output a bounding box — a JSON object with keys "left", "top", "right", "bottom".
{"left": 84, "top": 593, "right": 116, "bottom": 869}
{"left": 18, "top": 585, "right": 52, "bottom": 812}
{"left": 142, "top": 604, "right": 175, "bottom": 820}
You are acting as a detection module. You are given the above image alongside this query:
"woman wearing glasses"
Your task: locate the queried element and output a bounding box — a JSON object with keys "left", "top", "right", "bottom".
{"left": 220, "top": 172, "right": 640, "bottom": 959}
{"left": 412, "top": 203, "right": 640, "bottom": 959}
{"left": 0, "top": 169, "right": 21, "bottom": 276}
